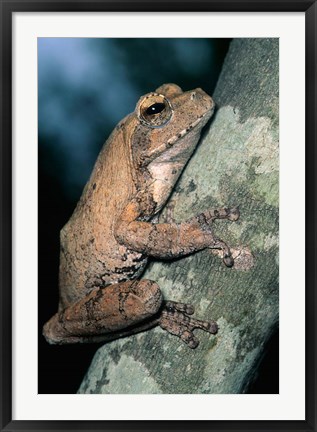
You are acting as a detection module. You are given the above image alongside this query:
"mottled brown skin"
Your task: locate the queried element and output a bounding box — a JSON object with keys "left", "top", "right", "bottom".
{"left": 43, "top": 83, "right": 239, "bottom": 348}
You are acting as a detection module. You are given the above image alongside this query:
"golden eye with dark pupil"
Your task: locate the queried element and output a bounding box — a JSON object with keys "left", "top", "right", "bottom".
{"left": 136, "top": 92, "right": 173, "bottom": 128}
{"left": 146, "top": 102, "right": 166, "bottom": 115}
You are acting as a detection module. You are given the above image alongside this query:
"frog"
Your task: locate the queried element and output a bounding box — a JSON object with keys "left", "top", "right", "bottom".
{"left": 43, "top": 83, "right": 239, "bottom": 349}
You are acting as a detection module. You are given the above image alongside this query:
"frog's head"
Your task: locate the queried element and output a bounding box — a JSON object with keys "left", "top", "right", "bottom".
{"left": 130, "top": 83, "right": 214, "bottom": 212}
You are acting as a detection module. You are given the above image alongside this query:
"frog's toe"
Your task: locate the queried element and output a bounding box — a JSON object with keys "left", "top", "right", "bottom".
{"left": 158, "top": 303, "right": 218, "bottom": 349}
{"left": 164, "top": 300, "right": 195, "bottom": 315}
{"left": 223, "top": 254, "right": 234, "bottom": 267}
{"left": 180, "top": 330, "right": 200, "bottom": 348}
{"left": 227, "top": 207, "right": 240, "bottom": 221}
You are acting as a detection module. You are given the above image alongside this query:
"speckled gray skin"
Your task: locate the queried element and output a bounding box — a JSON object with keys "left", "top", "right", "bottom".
{"left": 79, "top": 38, "right": 279, "bottom": 394}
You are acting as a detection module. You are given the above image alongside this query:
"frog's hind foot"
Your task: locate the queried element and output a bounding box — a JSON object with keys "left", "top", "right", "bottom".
{"left": 159, "top": 301, "right": 218, "bottom": 349}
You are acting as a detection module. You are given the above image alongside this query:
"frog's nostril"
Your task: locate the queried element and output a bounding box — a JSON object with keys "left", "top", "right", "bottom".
{"left": 190, "top": 92, "right": 196, "bottom": 100}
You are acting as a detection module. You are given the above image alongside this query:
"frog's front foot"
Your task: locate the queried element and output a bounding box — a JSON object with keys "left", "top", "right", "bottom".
{"left": 200, "top": 206, "right": 240, "bottom": 268}
{"left": 159, "top": 301, "right": 218, "bottom": 349}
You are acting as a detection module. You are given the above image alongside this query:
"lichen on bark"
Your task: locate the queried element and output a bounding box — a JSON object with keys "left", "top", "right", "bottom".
{"left": 78, "top": 38, "right": 279, "bottom": 395}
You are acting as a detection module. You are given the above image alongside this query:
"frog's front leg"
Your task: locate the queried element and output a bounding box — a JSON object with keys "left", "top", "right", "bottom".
{"left": 115, "top": 201, "right": 239, "bottom": 266}
{"left": 43, "top": 280, "right": 217, "bottom": 348}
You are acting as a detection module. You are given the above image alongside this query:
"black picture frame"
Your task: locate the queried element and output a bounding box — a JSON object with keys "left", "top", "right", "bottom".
{"left": 1, "top": 1, "right": 316, "bottom": 431}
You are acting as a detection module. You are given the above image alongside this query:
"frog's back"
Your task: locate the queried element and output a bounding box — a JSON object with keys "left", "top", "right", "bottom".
{"left": 58, "top": 124, "right": 146, "bottom": 309}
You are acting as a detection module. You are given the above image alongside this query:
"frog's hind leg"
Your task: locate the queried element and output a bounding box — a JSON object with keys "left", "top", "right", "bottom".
{"left": 42, "top": 279, "right": 163, "bottom": 345}
{"left": 69, "top": 299, "right": 218, "bottom": 349}
{"left": 43, "top": 280, "right": 218, "bottom": 348}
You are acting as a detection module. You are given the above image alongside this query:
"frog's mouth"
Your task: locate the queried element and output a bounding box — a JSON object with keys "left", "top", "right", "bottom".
{"left": 165, "top": 109, "right": 213, "bottom": 148}
{"left": 154, "top": 108, "right": 213, "bottom": 164}
{"left": 143, "top": 107, "right": 213, "bottom": 167}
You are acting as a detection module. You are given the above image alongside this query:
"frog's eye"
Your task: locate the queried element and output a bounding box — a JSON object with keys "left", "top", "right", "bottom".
{"left": 136, "top": 93, "right": 173, "bottom": 128}
{"left": 146, "top": 102, "right": 166, "bottom": 115}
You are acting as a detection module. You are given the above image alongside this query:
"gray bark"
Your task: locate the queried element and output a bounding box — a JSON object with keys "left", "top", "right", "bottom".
{"left": 78, "top": 38, "right": 279, "bottom": 394}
